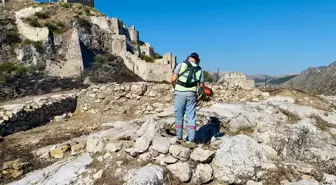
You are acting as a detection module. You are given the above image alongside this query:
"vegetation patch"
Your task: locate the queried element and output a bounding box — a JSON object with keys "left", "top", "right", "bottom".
{"left": 153, "top": 53, "right": 163, "bottom": 59}
{"left": 44, "top": 21, "right": 67, "bottom": 34}
{"left": 25, "top": 17, "right": 42, "bottom": 27}
{"left": 34, "top": 11, "right": 49, "bottom": 19}
{"left": 77, "top": 17, "right": 92, "bottom": 31}
{"left": 2, "top": 31, "right": 21, "bottom": 45}
{"left": 22, "top": 40, "right": 44, "bottom": 53}
{"left": 309, "top": 114, "right": 335, "bottom": 131}
{"left": 140, "top": 55, "right": 155, "bottom": 63}
{"left": 93, "top": 54, "right": 117, "bottom": 68}
{"left": 0, "top": 62, "right": 27, "bottom": 83}
{"left": 61, "top": 3, "right": 73, "bottom": 9}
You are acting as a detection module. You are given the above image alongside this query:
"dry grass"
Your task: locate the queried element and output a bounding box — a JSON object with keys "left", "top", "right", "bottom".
{"left": 279, "top": 108, "right": 301, "bottom": 124}
{"left": 309, "top": 114, "right": 335, "bottom": 131}
{"left": 226, "top": 126, "right": 255, "bottom": 137}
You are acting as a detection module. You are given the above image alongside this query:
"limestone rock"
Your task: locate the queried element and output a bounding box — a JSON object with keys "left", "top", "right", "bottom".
{"left": 324, "top": 173, "right": 336, "bottom": 185}
{"left": 163, "top": 155, "right": 178, "bottom": 164}
{"left": 167, "top": 162, "right": 191, "bottom": 182}
{"left": 71, "top": 143, "right": 85, "bottom": 155}
{"left": 134, "top": 136, "right": 151, "bottom": 154}
{"left": 137, "top": 119, "right": 161, "bottom": 138}
{"left": 87, "top": 135, "right": 104, "bottom": 153}
{"left": 138, "top": 152, "right": 151, "bottom": 162}
{"left": 93, "top": 169, "right": 103, "bottom": 180}
{"left": 212, "top": 135, "right": 269, "bottom": 184}
{"left": 190, "top": 147, "right": 215, "bottom": 163}
{"left": 247, "top": 180, "right": 263, "bottom": 185}
{"left": 191, "top": 164, "right": 213, "bottom": 184}
{"left": 282, "top": 179, "right": 319, "bottom": 185}
{"left": 131, "top": 83, "right": 147, "bottom": 96}
{"left": 104, "top": 142, "right": 123, "bottom": 153}
{"left": 152, "top": 137, "right": 170, "bottom": 154}
{"left": 169, "top": 145, "right": 190, "bottom": 161}
{"left": 50, "top": 144, "right": 70, "bottom": 159}
{"left": 124, "top": 164, "right": 167, "bottom": 185}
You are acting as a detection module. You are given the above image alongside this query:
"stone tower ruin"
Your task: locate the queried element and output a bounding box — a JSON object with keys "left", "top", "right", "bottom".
{"left": 62, "top": 0, "right": 94, "bottom": 7}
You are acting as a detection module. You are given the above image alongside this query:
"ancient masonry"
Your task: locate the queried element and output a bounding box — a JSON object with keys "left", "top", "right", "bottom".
{"left": 0, "top": 94, "right": 77, "bottom": 136}
{"left": 90, "top": 16, "right": 177, "bottom": 82}
{"left": 14, "top": 6, "right": 177, "bottom": 82}
{"left": 62, "top": 0, "right": 94, "bottom": 7}
{"left": 218, "top": 72, "right": 255, "bottom": 89}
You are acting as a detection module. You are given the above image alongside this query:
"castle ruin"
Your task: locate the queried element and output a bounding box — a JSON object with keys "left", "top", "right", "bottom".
{"left": 62, "top": 0, "right": 94, "bottom": 7}
{"left": 218, "top": 72, "right": 255, "bottom": 89}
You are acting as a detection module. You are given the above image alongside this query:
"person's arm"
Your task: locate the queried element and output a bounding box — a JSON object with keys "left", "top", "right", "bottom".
{"left": 171, "top": 73, "right": 178, "bottom": 88}
{"left": 171, "top": 63, "right": 182, "bottom": 88}
{"left": 199, "top": 70, "right": 205, "bottom": 88}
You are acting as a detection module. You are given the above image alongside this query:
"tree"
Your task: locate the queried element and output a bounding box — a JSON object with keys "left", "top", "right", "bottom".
{"left": 203, "top": 71, "right": 213, "bottom": 82}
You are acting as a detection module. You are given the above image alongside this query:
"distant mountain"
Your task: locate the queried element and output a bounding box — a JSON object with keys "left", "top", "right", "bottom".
{"left": 248, "top": 74, "right": 298, "bottom": 87}
{"left": 281, "top": 62, "right": 336, "bottom": 95}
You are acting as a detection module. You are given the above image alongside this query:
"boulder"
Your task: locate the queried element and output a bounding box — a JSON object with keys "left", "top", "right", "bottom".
{"left": 131, "top": 83, "right": 147, "bottom": 96}
{"left": 212, "top": 135, "right": 269, "bottom": 184}
{"left": 50, "top": 144, "right": 70, "bottom": 158}
{"left": 104, "top": 142, "right": 123, "bottom": 153}
{"left": 86, "top": 135, "right": 104, "bottom": 153}
{"left": 124, "top": 164, "right": 167, "bottom": 185}
{"left": 190, "top": 148, "right": 215, "bottom": 163}
{"left": 167, "top": 162, "right": 191, "bottom": 182}
{"left": 71, "top": 143, "right": 85, "bottom": 155}
{"left": 191, "top": 164, "right": 213, "bottom": 184}
{"left": 169, "top": 145, "right": 190, "bottom": 161}
{"left": 134, "top": 136, "right": 151, "bottom": 154}
{"left": 152, "top": 137, "right": 171, "bottom": 154}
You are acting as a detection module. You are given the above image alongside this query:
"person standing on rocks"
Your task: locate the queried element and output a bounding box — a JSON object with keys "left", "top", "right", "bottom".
{"left": 171, "top": 52, "right": 204, "bottom": 147}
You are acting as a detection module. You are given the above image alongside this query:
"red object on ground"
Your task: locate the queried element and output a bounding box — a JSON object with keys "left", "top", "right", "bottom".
{"left": 204, "top": 86, "right": 213, "bottom": 96}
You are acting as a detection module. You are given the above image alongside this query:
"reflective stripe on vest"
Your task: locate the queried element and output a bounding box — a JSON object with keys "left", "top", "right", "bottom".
{"left": 175, "top": 62, "right": 202, "bottom": 92}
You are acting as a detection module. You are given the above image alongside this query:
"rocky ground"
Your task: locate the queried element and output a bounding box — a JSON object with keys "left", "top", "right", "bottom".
{"left": 0, "top": 82, "right": 336, "bottom": 185}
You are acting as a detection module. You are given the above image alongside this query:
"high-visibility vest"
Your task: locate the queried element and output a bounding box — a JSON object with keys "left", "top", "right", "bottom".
{"left": 175, "top": 61, "right": 202, "bottom": 92}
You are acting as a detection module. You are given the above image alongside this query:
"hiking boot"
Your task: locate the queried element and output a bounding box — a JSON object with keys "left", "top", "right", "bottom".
{"left": 181, "top": 141, "right": 197, "bottom": 149}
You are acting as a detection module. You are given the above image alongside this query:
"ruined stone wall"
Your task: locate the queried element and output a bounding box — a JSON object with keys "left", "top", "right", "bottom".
{"left": 140, "top": 43, "right": 154, "bottom": 57}
{"left": 0, "top": 94, "right": 77, "bottom": 137}
{"left": 45, "top": 29, "right": 84, "bottom": 78}
{"left": 219, "top": 72, "right": 255, "bottom": 89}
{"left": 63, "top": 0, "right": 94, "bottom": 7}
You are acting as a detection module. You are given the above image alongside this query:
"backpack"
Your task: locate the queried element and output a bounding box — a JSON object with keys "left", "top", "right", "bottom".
{"left": 176, "top": 61, "right": 202, "bottom": 88}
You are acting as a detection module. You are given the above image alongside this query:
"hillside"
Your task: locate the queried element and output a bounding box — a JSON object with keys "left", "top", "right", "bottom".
{"left": 281, "top": 62, "right": 336, "bottom": 95}
{"left": 248, "top": 74, "right": 298, "bottom": 87}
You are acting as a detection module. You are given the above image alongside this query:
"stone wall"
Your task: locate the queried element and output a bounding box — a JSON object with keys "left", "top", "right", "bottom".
{"left": 140, "top": 42, "right": 154, "bottom": 57}
{"left": 0, "top": 94, "right": 77, "bottom": 136}
{"left": 218, "top": 72, "right": 255, "bottom": 89}
{"left": 45, "top": 29, "right": 84, "bottom": 78}
{"left": 63, "top": 0, "right": 94, "bottom": 7}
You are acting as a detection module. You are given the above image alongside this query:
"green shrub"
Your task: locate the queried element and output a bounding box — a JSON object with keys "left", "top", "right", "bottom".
{"left": 2, "top": 31, "right": 21, "bottom": 45}
{"left": 34, "top": 11, "right": 49, "bottom": 19}
{"left": 77, "top": 17, "right": 91, "bottom": 31}
{"left": 141, "top": 55, "right": 155, "bottom": 63}
{"left": 61, "top": 3, "right": 73, "bottom": 8}
{"left": 26, "top": 17, "right": 42, "bottom": 27}
{"left": 54, "top": 21, "right": 66, "bottom": 28}
{"left": 0, "top": 62, "right": 27, "bottom": 83}
{"left": 22, "top": 40, "right": 44, "bottom": 53}
{"left": 153, "top": 53, "right": 163, "bottom": 59}
{"left": 93, "top": 54, "right": 117, "bottom": 67}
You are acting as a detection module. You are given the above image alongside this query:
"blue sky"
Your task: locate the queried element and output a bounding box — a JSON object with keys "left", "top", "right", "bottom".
{"left": 94, "top": 0, "right": 336, "bottom": 75}
{"left": 39, "top": 0, "right": 336, "bottom": 75}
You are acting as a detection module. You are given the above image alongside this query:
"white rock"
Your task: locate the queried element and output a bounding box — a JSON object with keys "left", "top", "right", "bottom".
{"left": 282, "top": 179, "right": 319, "bottom": 185}
{"left": 93, "top": 169, "right": 103, "bottom": 180}
{"left": 169, "top": 145, "right": 190, "bottom": 161}
{"left": 190, "top": 147, "right": 215, "bottom": 162}
{"left": 86, "top": 135, "right": 104, "bottom": 154}
{"left": 191, "top": 164, "right": 213, "bottom": 184}
{"left": 134, "top": 136, "right": 151, "bottom": 154}
{"left": 324, "top": 173, "right": 336, "bottom": 185}
{"left": 212, "top": 135, "right": 269, "bottom": 184}
{"left": 138, "top": 153, "right": 151, "bottom": 162}
{"left": 124, "top": 164, "right": 166, "bottom": 185}
{"left": 167, "top": 162, "right": 191, "bottom": 182}
{"left": 137, "top": 119, "right": 161, "bottom": 138}
{"left": 104, "top": 142, "right": 123, "bottom": 153}
{"left": 247, "top": 180, "right": 263, "bottom": 185}
{"left": 8, "top": 153, "right": 93, "bottom": 185}
{"left": 152, "top": 137, "right": 171, "bottom": 154}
